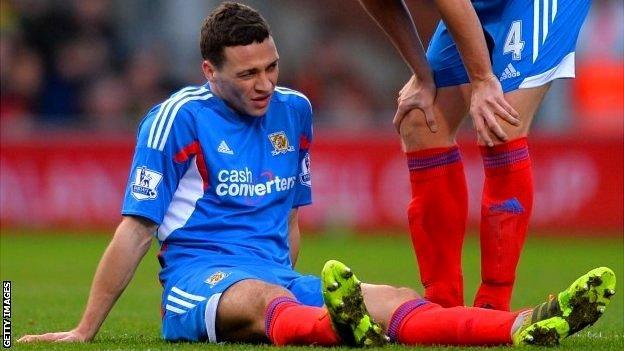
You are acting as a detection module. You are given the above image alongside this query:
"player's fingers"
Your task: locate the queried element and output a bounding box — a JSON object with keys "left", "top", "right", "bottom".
{"left": 492, "top": 102, "right": 519, "bottom": 126}
{"left": 19, "top": 333, "right": 57, "bottom": 342}
{"left": 399, "top": 75, "right": 416, "bottom": 96}
{"left": 18, "top": 335, "right": 35, "bottom": 342}
{"left": 37, "top": 332, "right": 68, "bottom": 342}
{"left": 393, "top": 107, "right": 408, "bottom": 133}
{"left": 484, "top": 112, "right": 508, "bottom": 141}
{"left": 495, "top": 99, "right": 520, "bottom": 125}
{"left": 55, "top": 335, "right": 79, "bottom": 343}
{"left": 500, "top": 96, "right": 520, "bottom": 120}
{"left": 399, "top": 76, "right": 414, "bottom": 97}
{"left": 398, "top": 86, "right": 408, "bottom": 98}
{"left": 423, "top": 106, "right": 438, "bottom": 133}
{"left": 473, "top": 114, "right": 494, "bottom": 147}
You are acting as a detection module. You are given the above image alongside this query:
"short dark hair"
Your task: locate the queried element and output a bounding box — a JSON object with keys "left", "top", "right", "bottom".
{"left": 200, "top": 2, "right": 271, "bottom": 68}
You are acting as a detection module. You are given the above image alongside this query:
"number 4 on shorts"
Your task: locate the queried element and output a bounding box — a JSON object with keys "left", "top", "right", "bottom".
{"left": 504, "top": 20, "right": 525, "bottom": 61}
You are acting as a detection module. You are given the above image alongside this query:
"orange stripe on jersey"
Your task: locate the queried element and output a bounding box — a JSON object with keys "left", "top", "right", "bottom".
{"left": 174, "top": 141, "right": 210, "bottom": 190}
{"left": 299, "top": 134, "right": 311, "bottom": 150}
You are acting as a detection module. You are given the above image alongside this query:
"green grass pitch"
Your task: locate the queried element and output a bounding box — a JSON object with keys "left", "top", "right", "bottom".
{"left": 1, "top": 230, "right": 622, "bottom": 350}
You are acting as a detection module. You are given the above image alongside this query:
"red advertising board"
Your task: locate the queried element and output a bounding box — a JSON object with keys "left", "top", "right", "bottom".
{"left": 1, "top": 133, "right": 622, "bottom": 232}
{"left": 307, "top": 132, "right": 623, "bottom": 232}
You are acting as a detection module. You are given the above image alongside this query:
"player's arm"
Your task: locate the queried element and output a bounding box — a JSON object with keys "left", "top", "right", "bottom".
{"left": 288, "top": 208, "right": 301, "bottom": 267}
{"left": 358, "top": 0, "right": 437, "bottom": 132}
{"left": 18, "top": 215, "right": 155, "bottom": 343}
{"left": 432, "top": 0, "right": 520, "bottom": 146}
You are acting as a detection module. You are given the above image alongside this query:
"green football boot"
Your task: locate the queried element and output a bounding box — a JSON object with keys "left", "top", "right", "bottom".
{"left": 321, "top": 260, "right": 389, "bottom": 347}
{"left": 513, "top": 267, "right": 616, "bottom": 346}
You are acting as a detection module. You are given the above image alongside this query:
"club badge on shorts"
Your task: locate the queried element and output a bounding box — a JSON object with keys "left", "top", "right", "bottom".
{"left": 205, "top": 271, "right": 229, "bottom": 288}
{"left": 268, "top": 131, "right": 294, "bottom": 156}
{"left": 131, "top": 166, "right": 162, "bottom": 200}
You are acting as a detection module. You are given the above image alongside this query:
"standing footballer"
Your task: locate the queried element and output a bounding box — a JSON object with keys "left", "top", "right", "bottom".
{"left": 360, "top": 0, "right": 591, "bottom": 311}
{"left": 18, "top": 1, "right": 614, "bottom": 348}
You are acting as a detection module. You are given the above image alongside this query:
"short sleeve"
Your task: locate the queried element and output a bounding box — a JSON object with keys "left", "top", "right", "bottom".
{"left": 121, "top": 106, "right": 196, "bottom": 224}
{"left": 293, "top": 97, "right": 313, "bottom": 208}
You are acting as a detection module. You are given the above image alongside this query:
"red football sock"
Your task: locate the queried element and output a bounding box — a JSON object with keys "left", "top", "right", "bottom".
{"left": 406, "top": 146, "right": 467, "bottom": 307}
{"left": 475, "top": 138, "right": 533, "bottom": 310}
{"left": 265, "top": 296, "right": 340, "bottom": 346}
{"left": 388, "top": 299, "right": 517, "bottom": 345}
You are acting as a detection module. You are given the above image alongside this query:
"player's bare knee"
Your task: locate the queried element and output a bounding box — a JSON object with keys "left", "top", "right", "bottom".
{"left": 400, "top": 111, "right": 429, "bottom": 136}
{"left": 399, "top": 112, "right": 431, "bottom": 146}
{"left": 481, "top": 85, "right": 549, "bottom": 147}
{"left": 484, "top": 128, "right": 530, "bottom": 147}
{"left": 399, "top": 111, "right": 456, "bottom": 151}
{"left": 504, "top": 126, "right": 530, "bottom": 142}
{"left": 216, "top": 280, "right": 293, "bottom": 342}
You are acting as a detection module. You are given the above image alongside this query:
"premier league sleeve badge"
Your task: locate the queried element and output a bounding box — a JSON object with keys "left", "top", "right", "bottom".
{"left": 299, "top": 152, "right": 311, "bottom": 187}
{"left": 131, "top": 166, "right": 163, "bottom": 200}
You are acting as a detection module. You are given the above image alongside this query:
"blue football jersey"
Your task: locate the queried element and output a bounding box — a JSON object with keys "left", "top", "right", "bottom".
{"left": 121, "top": 84, "right": 313, "bottom": 285}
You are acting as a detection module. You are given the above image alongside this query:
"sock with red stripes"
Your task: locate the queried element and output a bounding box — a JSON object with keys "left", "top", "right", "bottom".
{"left": 406, "top": 146, "right": 468, "bottom": 307}
{"left": 387, "top": 299, "right": 518, "bottom": 345}
{"left": 475, "top": 137, "right": 533, "bottom": 311}
{"left": 265, "top": 296, "right": 340, "bottom": 346}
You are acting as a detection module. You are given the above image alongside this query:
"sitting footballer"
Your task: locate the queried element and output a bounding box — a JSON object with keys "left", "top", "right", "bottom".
{"left": 19, "top": 1, "right": 616, "bottom": 348}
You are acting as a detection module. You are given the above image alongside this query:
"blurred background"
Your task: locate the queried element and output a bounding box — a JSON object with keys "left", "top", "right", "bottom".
{"left": 1, "top": 3, "right": 622, "bottom": 345}
{"left": 0, "top": 0, "right": 622, "bottom": 233}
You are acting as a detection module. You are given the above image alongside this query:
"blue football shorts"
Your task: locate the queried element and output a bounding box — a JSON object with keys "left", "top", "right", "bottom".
{"left": 160, "top": 258, "right": 322, "bottom": 342}
{"left": 427, "top": 0, "right": 591, "bottom": 92}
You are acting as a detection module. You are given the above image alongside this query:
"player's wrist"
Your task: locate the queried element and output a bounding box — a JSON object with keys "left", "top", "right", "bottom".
{"left": 73, "top": 324, "right": 96, "bottom": 341}
{"left": 470, "top": 73, "right": 497, "bottom": 86}
{"left": 410, "top": 68, "right": 434, "bottom": 85}
{"left": 407, "top": 75, "right": 435, "bottom": 94}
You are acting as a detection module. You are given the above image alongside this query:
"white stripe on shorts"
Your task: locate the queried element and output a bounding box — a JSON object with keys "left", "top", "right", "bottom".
{"left": 519, "top": 52, "right": 575, "bottom": 89}
{"left": 533, "top": 0, "right": 540, "bottom": 63}
{"left": 543, "top": 0, "right": 549, "bottom": 44}
{"left": 204, "top": 293, "right": 223, "bottom": 343}
{"left": 552, "top": 0, "right": 557, "bottom": 21}
{"left": 171, "top": 286, "right": 207, "bottom": 302}
{"left": 165, "top": 304, "right": 186, "bottom": 314}
{"left": 167, "top": 294, "right": 196, "bottom": 309}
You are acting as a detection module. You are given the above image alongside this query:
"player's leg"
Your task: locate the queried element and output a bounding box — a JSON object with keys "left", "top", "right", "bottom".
{"left": 361, "top": 283, "right": 420, "bottom": 329}
{"left": 474, "top": 84, "right": 549, "bottom": 310}
{"left": 392, "top": 265, "right": 616, "bottom": 346}
{"left": 161, "top": 265, "right": 340, "bottom": 346}
{"left": 216, "top": 279, "right": 292, "bottom": 342}
{"left": 399, "top": 85, "right": 470, "bottom": 151}
{"left": 362, "top": 281, "right": 517, "bottom": 345}
{"left": 322, "top": 259, "right": 519, "bottom": 346}
{"left": 322, "top": 260, "right": 616, "bottom": 347}
{"left": 323, "top": 259, "right": 521, "bottom": 346}
{"left": 217, "top": 279, "right": 340, "bottom": 345}
{"left": 399, "top": 21, "right": 472, "bottom": 307}
{"left": 474, "top": 0, "right": 591, "bottom": 310}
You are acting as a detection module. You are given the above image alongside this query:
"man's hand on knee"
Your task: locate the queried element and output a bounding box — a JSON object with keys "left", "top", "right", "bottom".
{"left": 394, "top": 75, "right": 438, "bottom": 134}
{"left": 469, "top": 75, "right": 520, "bottom": 146}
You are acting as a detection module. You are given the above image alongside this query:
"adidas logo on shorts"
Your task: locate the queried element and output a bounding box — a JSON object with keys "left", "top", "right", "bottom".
{"left": 500, "top": 63, "right": 521, "bottom": 81}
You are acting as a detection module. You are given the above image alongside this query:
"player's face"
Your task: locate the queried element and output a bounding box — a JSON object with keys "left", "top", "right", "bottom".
{"left": 204, "top": 36, "right": 279, "bottom": 116}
